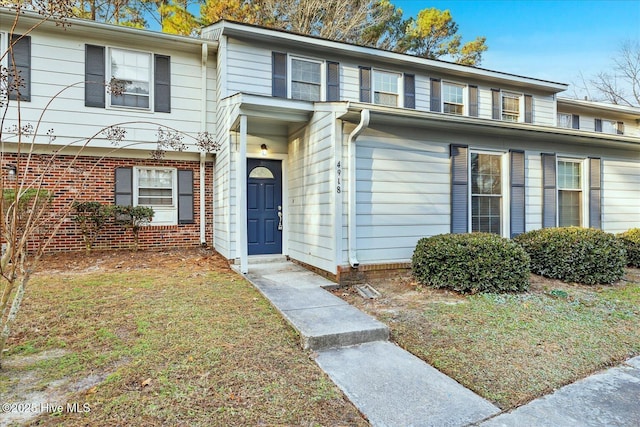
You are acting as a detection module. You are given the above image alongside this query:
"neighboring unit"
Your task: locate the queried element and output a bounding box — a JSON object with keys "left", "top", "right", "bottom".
{"left": 2, "top": 10, "right": 639, "bottom": 283}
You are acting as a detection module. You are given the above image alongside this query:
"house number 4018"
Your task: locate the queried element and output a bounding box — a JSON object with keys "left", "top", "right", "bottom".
{"left": 336, "top": 161, "right": 342, "bottom": 193}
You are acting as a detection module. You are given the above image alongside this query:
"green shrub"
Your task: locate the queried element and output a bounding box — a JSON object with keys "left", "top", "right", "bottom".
{"left": 618, "top": 228, "right": 640, "bottom": 268}
{"left": 411, "top": 233, "right": 530, "bottom": 294}
{"left": 72, "top": 201, "right": 114, "bottom": 254}
{"left": 514, "top": 227, "right": 626, "bottom": 285}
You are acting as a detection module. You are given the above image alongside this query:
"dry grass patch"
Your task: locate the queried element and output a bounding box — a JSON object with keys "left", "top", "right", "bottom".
{"left": 1, "top": 248, "right": 367, "bottom": 426}
{"left": 339, "top": 269, "right": 640, "bottom": 409}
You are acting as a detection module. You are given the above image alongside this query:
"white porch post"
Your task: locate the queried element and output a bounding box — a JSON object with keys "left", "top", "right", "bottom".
{"left": 238, "top": 115, "right": 248, "bottom": 273}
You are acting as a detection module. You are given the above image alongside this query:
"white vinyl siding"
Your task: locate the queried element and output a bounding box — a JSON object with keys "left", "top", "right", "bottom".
{"left": 602, "top": 159, "right": 640, "bottom": 233}
{"left": 2, "top": 29, "right": 211, "bottom": 150}
{"left": 349, "top": 127, "right": 450, "bottom": 264}
{"left": 288, "top": 111, "right": 336, "bottom": 272}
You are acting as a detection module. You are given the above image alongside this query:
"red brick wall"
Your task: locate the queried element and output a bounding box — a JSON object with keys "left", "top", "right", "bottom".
{"left": 1, "top": 153, "right": 214, "bottom": 252}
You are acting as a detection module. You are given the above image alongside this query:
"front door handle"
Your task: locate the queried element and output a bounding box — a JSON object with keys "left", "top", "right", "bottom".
{"left": 277, "top": 205, "right": 283, "bottom": 230}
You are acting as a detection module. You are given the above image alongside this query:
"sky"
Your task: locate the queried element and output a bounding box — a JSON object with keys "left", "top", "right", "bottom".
{"left": 394, "top": 0, "right": 640, "bottom": 93}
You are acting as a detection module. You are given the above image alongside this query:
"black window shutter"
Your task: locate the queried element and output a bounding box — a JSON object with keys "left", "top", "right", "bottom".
{"left": 85, "top": 44, "right": 105, "bottom": 108}
{"left": 541, "top": 153, "right": 557, "bottom": 228}
{"left": 524, "top": 94, "right": 533, "bottom": 123}
{"left": 491, "top": 89, "right": 500, "bottom": 119}
{"left": 510, "top": 150, "right": 526, "bottom": 237}
{"left": 404, "top": 73, "right": 415, "bottom": 109}
{"left": 327, "top": 61, "right": 340, "bottom": 101}
{"left": 468, "top": 85, "right": 479, "bottom": 117}
{"left": 272, "top": 52, "right": 287, "bottom": 98}
{"left": 430, "top": 78, "right": 441, "bottom": 112}
{"left": 115, "top": 167, "right": 133, "bottom": 206}
{"left": 450, "top": 144, "right": 469, "bottom": 233}
{"left": 595, "top": 118, "right": 603, "bottom": 132}
{"left": 154, "top": 54, "right": 171, "bottom": 113}
{"left": 359, "top": 66, "right": 371, "bottom": 103}
{"left": 616, "top": 121, "right": 624, "bottom": 135}
{"left": 572, "top": 114, "right": 580, "bottom": 129}
{"left": 178, "top": 169, "right": 194, "bottom": 224}
{"left": 589, "top": 157, "right": 602, "bottom": 229}
{"left": 8, "top": 34, "right": 31, "bottom": 102}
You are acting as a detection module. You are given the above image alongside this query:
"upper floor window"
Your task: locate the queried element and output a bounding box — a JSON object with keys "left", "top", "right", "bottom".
{"left": 272, "top": 52, "right": 340, "bottom": 102}
{"left": 443, "top": 82, "right": 464, "bottom": 115}
{"left": 373, "top": 70, "right": 400, "bottom": 107}
{"left": 85, "top": 44, "right": 171, "bottom": 112}
{"left": 557, "top": 113, "right": 572, "bottom": 128}
{"left": 491, "top": 90, "right": 533, "bottom": 123}
{"left": 290, "top": 57, "right": 322, "bottom": 101}
{"left": 110, "top": 48, "right": 151, "bottom": 109}
{"left": 501, "top": 92, "right": 520, "bottom": 122}
{"left": 595, "top": 118, "right": 624, "bottom": 135}
{"left": 360, "top": 67, "right": 413, "bottom": 108}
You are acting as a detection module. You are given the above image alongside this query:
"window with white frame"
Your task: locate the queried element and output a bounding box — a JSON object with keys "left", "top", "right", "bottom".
{"left": 373, "top": 70, "right": 400, "bottom": 107}
{"left": 557, "top": 113, "right": 572, "bottom": 128}
{"left": 134, "top": 167, "right": 177, "bottom": 224}
{"left": 501, "top": 92, "right": 520, "bottom": 122}
{"left": 290, "top": 57, "right": 322, "bottom": 101}
{"left": 557, "top": 159, "right": 582, "bottom": 227}
{"left": 471, "top": 152, "right": 503, "bottom": 234}
{"left": 110, "top": 48, "right": 151, "bottom": 109}
{"left": 601, "top": 119, "right": 618, "bottom": 135}
{"left": 443, "top": 82, "right": 464, "bottom": 115}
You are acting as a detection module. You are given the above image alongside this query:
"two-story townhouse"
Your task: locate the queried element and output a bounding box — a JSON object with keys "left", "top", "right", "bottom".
{"left": 204, "top": 21, "right": 640, "bottom": 283}
{"left": 1, "top": 9, "right": 218, "bottom": 251}
{"left": 2, "top": 11, "right": 639, "bottom": 283}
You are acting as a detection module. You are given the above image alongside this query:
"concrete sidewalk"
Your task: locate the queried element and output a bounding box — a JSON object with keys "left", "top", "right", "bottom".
{"left": 237, "top": 258, "right": 500, "bottom": 426}
{"left": 236, "top": 258, "right": 640, "bottom": 427}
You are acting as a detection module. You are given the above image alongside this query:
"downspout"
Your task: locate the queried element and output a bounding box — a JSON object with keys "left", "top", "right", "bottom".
{"left": 199, "top": 43, "right": 208, "bottom": 245}
{"left": 347, "top": 109, "right": 370, "bottom": 268}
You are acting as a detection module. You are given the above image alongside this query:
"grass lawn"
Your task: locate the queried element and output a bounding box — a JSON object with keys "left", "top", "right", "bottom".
{"left": 339, "top": 269, "right": 640, "bottom": 409}
{"left": 0, "top": 249, "right": 367, "bottom": 426}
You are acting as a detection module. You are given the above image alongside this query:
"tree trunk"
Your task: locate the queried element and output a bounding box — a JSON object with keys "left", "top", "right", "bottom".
{"left": 0, "top": 274, "right": 28, "bottom": 369}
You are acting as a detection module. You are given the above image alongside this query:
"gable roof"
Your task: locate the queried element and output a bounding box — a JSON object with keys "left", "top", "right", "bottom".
{"left": 204, "top": 20, "right": 569, "bottom": 93}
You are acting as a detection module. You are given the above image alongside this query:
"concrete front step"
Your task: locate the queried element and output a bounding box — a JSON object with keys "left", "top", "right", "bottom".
{"left": 316, "top": 341, "right": 500, "bottom": 427}
{"left": 243, "top": 262, "right": 389, "bottom": 351}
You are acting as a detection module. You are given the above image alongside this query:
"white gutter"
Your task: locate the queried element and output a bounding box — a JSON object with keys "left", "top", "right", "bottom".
{"left": 347, "top": 109, "right": 370, "bottom": 268}
{"left": 199, "top": 43, "right": 208, "bottom": 245}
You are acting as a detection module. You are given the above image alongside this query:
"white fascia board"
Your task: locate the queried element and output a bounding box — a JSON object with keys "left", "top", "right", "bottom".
{"left": 1, "top": 8, "right": 218, "bottom": 51}
{"left": 558, "top": 97, "right": 640, "bottom": 120}
{"left": 222, "top": 93, "right": 313, "bottom": 129}
{"left": 339, "top": 102, "right": 640, "bottom": 150}
{"left": 209, "top": 20, "right": 568, "bottom": 93}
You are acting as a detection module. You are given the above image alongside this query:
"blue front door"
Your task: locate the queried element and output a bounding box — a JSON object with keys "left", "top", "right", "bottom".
{"left": 247, "top": 159, "right": 283, "bottom": 255}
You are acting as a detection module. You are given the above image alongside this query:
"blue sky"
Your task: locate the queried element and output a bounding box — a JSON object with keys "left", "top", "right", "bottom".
{"left": 394, "top": 0, "right": 640, "bottom": 90}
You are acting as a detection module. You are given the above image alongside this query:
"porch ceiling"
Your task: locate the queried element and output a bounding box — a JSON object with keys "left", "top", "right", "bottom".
{"left": 228, "top": 94, "right": 312, "bottom": 133}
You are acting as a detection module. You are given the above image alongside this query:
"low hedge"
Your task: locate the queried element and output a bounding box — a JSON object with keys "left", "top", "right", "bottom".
{"left": 411, "top": 233, "right": 530, "bottom": 294}
{"left": 514, "top": 227, "right": 626, "bottom": 285}
{"left": 618, "top": 228, "right": 640, "bottom": 267}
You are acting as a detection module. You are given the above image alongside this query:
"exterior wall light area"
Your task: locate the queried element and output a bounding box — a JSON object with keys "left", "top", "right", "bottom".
{"left": 260, "top": 144, "right": 268, "bottom": 156}
{"left": 2, "top": 164, "right": 17, "bottom": 180}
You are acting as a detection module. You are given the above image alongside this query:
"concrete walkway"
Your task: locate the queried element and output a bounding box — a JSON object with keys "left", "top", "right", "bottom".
{"left": 236, "top": 258, "right": 640, "bottom": 427}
